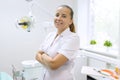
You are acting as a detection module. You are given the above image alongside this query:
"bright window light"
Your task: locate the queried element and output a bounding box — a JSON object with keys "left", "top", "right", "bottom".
{"left": 89, "top": 0, "right": 119, "bottom": 53}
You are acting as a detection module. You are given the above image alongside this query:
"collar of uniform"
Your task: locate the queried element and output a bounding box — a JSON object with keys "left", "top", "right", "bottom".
{"left": 59, "top": 28, "right": 71, "bottom": 37}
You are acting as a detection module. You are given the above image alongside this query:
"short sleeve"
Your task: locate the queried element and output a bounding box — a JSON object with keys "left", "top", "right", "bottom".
{"left": 58, "top": 35, "right": 80, "bottom": 60}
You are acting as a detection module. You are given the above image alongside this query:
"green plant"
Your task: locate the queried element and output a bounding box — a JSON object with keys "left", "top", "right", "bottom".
{"left": 104, "top": 40, "right": 112, "bottom": 47}
{"left": 90, "top": 40, "right": 97, "bottom": 45}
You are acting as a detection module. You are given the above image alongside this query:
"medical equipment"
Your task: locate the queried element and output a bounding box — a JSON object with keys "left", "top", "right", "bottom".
{"left": 12, "top": 60, "right": 45, "bottom": 80}
{"left": 15, "top": 0, "right": 53, "bottom": 32}
{"left": 12, "top": 65, "right": 25, "bottom": 80}
{"left": 16, "top": 16, "right": 34, "bottom": 32}
{"left": 15, "top": 0, "right": 35, "bottom": 32}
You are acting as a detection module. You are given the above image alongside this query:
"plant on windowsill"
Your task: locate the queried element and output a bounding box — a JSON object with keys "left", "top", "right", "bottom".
{"left": 90, "top": 40, "right": 97, "bottom": 49}
{"left": 90, "top": 40, "right": 97, "bottom": 45}
{"left": 103, "top": 40, "right": 112, "bottom": 52}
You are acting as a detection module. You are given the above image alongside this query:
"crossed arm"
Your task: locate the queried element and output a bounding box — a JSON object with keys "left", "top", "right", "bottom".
{"left": 35, "top": 51, "right": 68, "bottom": 70}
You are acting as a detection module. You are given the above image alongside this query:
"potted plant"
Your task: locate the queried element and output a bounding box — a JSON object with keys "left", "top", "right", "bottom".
{"left": 90, "top": 40, "right": 97, "bottom": 45}
{"left": 103, "top": 40, "right": 112, "bottom": 51}
{"left": 89, "top": 40, "right": 97, "bottom": 49}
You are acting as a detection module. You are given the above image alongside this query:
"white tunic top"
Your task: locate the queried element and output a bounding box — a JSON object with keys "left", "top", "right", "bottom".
{"left": 39, "top": 28, "right": 80, "bottom": 80}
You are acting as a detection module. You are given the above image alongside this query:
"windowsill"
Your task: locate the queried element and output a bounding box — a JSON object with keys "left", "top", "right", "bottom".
{"left": 80, "top": 46, "right": 119, "bottom": 58}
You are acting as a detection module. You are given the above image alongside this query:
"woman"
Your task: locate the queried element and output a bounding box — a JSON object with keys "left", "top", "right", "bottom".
{"left": 36, "top": 5, "right": 80, "bottom": 80}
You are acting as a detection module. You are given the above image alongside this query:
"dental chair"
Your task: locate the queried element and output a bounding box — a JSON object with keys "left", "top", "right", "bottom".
{"left": 0, "top": 72, "right": 13, "bottom": 80}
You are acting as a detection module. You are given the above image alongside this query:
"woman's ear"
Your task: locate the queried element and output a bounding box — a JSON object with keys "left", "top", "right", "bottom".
{"left": 69, "top": 19, "right": 73, "bottom": 25}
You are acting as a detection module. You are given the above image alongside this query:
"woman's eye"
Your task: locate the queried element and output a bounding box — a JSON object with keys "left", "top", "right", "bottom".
{"left": 56, "top": 14, "right": 59, "bottom": 17}
{"left": 62, "top": 15, "right": 66, "bottom": 18}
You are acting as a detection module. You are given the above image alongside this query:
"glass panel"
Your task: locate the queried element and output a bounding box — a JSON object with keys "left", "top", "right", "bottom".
{"left": 89, "top": 0, "right": 119, "bottom": 53}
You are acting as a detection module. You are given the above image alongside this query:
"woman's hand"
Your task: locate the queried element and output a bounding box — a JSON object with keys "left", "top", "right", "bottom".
{"left": 35, "top": 51, "right": 45, "bottom": 64}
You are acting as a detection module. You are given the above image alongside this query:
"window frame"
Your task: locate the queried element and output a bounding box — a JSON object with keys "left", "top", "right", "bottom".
{"left": 77, "top": 0, "right": 120, "bottom": 58}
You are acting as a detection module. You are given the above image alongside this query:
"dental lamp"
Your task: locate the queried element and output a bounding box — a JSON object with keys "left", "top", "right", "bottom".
{"left": 15, "top": 0, "right": 53, "bottom": 32}
{"left": 15, "top": 0, "right": 35, "bottom": 32}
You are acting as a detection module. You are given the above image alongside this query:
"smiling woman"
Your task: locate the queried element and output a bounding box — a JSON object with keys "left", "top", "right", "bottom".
{"left": 35, "top": 5, "right": 80, "bottom": 80}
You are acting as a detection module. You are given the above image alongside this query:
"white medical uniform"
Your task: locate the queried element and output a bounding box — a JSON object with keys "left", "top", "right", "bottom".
{"left": 39, "top": 28, "right": 80, "bottom": 80}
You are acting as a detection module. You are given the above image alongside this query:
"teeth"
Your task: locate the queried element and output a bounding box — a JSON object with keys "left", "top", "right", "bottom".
{"left": 56, "top": 21, "right": 62, "bottom": 25}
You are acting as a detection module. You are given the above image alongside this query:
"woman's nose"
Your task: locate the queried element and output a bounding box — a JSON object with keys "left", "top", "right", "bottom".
{"left": 57, "top": 16, "right": 62, "bottom": 20}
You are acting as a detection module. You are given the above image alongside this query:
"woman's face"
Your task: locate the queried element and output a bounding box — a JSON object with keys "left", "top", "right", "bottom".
{"left": 54, "top": 7, "right": 73, "bottom": 31}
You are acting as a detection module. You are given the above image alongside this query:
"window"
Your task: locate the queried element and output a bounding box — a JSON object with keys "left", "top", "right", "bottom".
{"left": 89, "top": 0, "right": 120, "bottom": 54}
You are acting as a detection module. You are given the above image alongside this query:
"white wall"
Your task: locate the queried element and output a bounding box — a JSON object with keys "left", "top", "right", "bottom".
{"left": 0, "top": 0, "right": 76, "bottom": 75}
